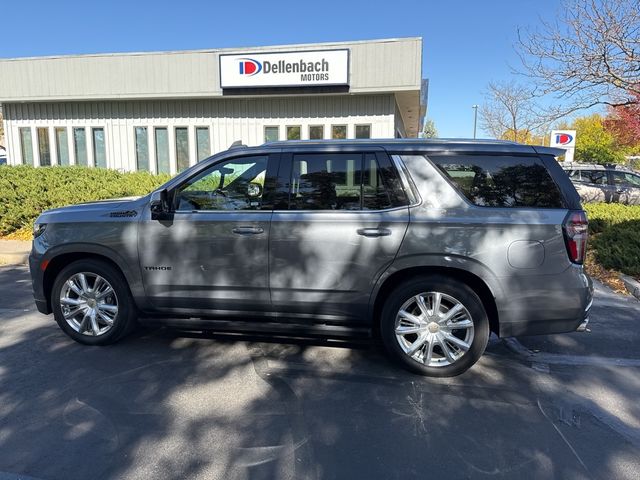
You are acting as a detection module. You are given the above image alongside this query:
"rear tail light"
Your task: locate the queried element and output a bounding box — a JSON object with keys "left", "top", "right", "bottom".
{"left": 563, "top": 210, "right": 588, "bottom": 264}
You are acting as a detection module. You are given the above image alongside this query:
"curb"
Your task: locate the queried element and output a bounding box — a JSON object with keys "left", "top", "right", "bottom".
{"left": 0, "top": 252, "right": 29, "bottom": 265}
{"left": 619, "top": 274, "right": 640, "bottom": 301}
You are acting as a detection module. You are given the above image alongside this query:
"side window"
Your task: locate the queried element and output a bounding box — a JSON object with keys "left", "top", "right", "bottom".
{"left": 581, "top": 170, "right": 607, "bottom": 185}
{"left": 175, "top": 155, "right": 267, "bottom": 211}
{"left": 288, "top": 153, "right": 407, "bottom": 211}
{"left": 611, "top": 171, "right": 640, "bottom": 188}
{"left": 429, "top": 155, "right": 565, "bottom": 208}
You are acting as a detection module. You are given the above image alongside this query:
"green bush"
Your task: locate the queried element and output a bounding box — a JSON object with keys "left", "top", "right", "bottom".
{"left": 583, "top": 203, "right": 640, "bottom": 278}
{"left": 0, "top": 165, "right": 171, "bottom": 236}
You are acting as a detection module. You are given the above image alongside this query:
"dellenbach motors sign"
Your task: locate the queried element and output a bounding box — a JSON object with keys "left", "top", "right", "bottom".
{"left": 550, "top": 129, "right": 577, "bottom": 162}
{"left": 220, "top": 49, "right": 349, "bottom": 88}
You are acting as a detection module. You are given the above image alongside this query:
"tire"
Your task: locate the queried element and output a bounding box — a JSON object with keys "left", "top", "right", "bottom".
{"left": 380, "top": 275, "right": 490, "bottom": 377}
{"left": 51, "top": 259, "right": 137, "bottom": 345}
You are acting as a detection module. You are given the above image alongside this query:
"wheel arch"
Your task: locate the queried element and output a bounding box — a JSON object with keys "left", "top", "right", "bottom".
{"left": 371, "top": 265, "right": 500, "bottom": 336}
{"left": 41, "top": 244, "right": 143, "bottom": 312}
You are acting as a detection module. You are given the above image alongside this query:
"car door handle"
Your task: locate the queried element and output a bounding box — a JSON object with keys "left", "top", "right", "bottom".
{"left": 232, "top": 226, "right": 264, "bottom": 235}
{"left": 357, "top": 228, "right": 392, "bottom": 238}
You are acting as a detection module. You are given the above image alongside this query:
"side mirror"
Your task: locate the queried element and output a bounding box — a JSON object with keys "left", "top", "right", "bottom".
{"left": 150, "top": 189, "right": 171, "bottom": 220}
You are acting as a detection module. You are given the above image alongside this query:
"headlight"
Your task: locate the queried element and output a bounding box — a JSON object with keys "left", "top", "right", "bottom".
{"left": 33, "top": 222, "right": 47, "bottom": 238}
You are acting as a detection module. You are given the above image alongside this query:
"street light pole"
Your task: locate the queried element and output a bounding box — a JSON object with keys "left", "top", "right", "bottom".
{"left": 472, "top": 105, "right": 479, "bottom": 139}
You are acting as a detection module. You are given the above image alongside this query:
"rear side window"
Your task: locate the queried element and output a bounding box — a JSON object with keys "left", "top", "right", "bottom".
{"left": 571, "top": 169, "right": 607, "bottom": 185}
{"left": 289, "top": 153, "right": 407, "bottom": 210}
{"left": 429, "top": 155, "right": 565, "bottom": 208}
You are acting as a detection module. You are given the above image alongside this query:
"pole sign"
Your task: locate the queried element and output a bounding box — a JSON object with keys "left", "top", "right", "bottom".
{"left": 219, "top": 49, "right": 349, "bottom": 89}
{"left": 550, "top": 130, "right": 577, "bottom": 162}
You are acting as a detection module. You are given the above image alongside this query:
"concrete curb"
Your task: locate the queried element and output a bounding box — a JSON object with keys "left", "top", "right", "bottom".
{"left": 619, "top": 274, "right": 640, "bottom": 301}
{"left": 0, "top": 240, "right": 30, "bottom": 266}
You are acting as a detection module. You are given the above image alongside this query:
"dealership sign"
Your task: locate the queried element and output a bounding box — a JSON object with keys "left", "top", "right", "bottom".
{"left": 219, "top": 49, "right": 349, "bottom": 88}
{"left": 550, "top": 129, "right": 577, "bottom": 162}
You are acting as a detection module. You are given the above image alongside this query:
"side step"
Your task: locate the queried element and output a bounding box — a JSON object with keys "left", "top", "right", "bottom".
{"left": 138, "top": 317, "right": 371, "bottom": 339}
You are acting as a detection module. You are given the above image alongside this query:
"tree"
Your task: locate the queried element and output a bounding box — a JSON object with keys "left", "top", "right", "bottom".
{"left": 422, "top": 119, "right": 438, "bottom": 138}
{"left": 606, "top": 92, "right": 640, "bottom": 149}
{"left": 572, "top": 114, "right": 626, "bottom": 164}
{"left": 517, "top": 0, "right": 640, "bottom": 117}
{"left": 479, "top": 81, "right": 548, "bottom": 143}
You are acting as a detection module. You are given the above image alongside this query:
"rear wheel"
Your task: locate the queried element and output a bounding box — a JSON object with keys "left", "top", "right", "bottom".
{"left": 380, "top": 275, "right": 490, "bottom": 377}
{"left": 51, "top": 259, "right": 136, "bottom": 345}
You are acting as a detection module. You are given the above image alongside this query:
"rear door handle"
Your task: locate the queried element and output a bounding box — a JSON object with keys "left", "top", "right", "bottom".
{"left": 357, "top": 228, "right": 392, "bottom": 238}
{"left": 232, "top": 226, "right": 264, "bottom": 235}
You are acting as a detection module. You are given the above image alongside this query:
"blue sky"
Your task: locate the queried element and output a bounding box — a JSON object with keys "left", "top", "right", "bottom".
{"left": 1, "top": 0, "right": 562, "bottom": 137}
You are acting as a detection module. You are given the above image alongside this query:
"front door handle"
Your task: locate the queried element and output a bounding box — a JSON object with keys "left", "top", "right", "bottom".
{"left": 232, "top": 226, "right": 264, "bottom": 235}
{"left": 357, "top": 228, "right": 392, "bottom": 238}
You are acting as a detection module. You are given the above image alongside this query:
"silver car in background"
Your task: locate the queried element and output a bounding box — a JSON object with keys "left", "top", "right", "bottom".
{"left": 561, "top": 162, "right": 640, "bottom": 205}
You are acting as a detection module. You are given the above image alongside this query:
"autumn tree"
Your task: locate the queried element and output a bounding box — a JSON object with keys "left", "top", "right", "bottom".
{"left": 572, "top": 114, "right": 626, "bottom": 164}
{"left": 606, "top": 92, "right": 640, "bottom": 151}
{"left": 517, "top": 0, "right": 640, "bottom": 118}
{"left": 479, "top": 81, "right": 548, "bottom": 143}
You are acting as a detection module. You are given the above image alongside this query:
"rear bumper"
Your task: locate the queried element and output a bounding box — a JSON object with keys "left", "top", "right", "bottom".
{"left": 498, "top": 267, "right": 593, "bottom": 337}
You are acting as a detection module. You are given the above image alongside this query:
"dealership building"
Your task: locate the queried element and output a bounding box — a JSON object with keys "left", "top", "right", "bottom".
{"left": 0, "top": 37, "right": 426, "bottom": 173}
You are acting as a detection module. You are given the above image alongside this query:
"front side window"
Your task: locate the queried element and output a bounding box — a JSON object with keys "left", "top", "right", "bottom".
{"left": 175, "top": 156, "right": 268, "bottom": 211}
{"left": 430, "top": 155, "right": 565, "bottom": 208}
{"left": 19, "top": 128, "right": 34, "bottom": 166}
{"left": 611, "top": 171, "right": 640, "bottom": 188}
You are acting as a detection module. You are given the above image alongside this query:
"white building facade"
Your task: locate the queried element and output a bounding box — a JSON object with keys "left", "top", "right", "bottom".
{"left": 0, "top": 38, "right": 426, "bottom": 174}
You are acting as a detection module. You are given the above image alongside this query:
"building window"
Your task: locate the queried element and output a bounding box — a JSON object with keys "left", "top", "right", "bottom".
{"left": 135, "top": 127, "right": 149, "bottom": 171}
{"left": 19, "top": 128, "right": 34, "bottom": 166}
{"left": 154, "top": 127, "right": 170, "bottom": 174}
{"left": 196, "top": 127, "right": 211, "bottom": 162}
{"left": 175, "top": 127, "right": 190, "bottom": 172}
{"left": 93, "top": 128, "right": 106, "bottom": 168}
{"left": 309, "top": 125, "right": 324, "bottom": 140}
{"left": 264, "top": 126, "right": 279, "bottom": 143}
{"left": 73, "top": 128, "right": 88, "bottom": 166}
{"left": 37, "top": 128, "right": 51, "bottom": 166}
{"left": 55, "top": 127, "right": 70, "bottom": 166}
{"left": 355, "top": 124, "right": 371, "bottom": 139}
{"left": 286, "top": 126, "right": 301, "bottom": 140}
{"left": 331, "top": 125, "right": 347, "bottom": 139}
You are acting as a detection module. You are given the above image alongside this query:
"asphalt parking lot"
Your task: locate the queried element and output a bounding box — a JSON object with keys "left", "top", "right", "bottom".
{"left": 0, "top": 265, "right": 639, "bottom": 480}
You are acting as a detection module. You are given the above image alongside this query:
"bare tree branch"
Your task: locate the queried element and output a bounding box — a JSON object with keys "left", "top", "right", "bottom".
{"left": 516, "top": 0, "right": 640, "bottom": 116}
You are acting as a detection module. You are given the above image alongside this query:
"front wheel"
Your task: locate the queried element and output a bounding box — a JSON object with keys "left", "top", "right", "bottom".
{"left": 380, "top": 275, "right": 490, "bottom": 377}
{"left": 51, "top": 259, "right": 136, "bottom": 345}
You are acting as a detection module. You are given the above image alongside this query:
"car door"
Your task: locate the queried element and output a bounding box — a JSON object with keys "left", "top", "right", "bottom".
{"left": 610, "top": 171, "right": 640, "bottom": 205}
{"left": 269, "top": 149, "right": 410, "bottom": 323}
{"left": 138, "top": 153, "right": 277, "bottom": 314}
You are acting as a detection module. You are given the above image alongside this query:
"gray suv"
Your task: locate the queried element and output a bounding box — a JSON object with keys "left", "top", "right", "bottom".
{"left": 561, "top": 162, "right": 640, "bottom": 205}
{"left": 29, "top": 139, "right": 593, "bottom": 377}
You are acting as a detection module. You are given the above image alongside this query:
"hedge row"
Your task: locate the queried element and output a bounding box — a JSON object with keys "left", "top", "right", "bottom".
{"left": 584, "top": 203, "right": 640, "bottom": 278}
{"left": 0, "top": 166, "right": 170, "bottom": 236}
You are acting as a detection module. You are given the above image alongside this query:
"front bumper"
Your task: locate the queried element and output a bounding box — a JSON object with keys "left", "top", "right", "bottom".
{"left": 29, "top": 248, "right": 51, "bottom": 315}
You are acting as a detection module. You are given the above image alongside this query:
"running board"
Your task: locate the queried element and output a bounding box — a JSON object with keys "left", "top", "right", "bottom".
{"left": 138, "top": 317, "right": 371, "bottom": 339}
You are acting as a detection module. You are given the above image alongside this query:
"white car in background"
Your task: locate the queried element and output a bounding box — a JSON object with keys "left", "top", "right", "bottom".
{"left": 560, "top": 162, "right": 640, "bottom": 205}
